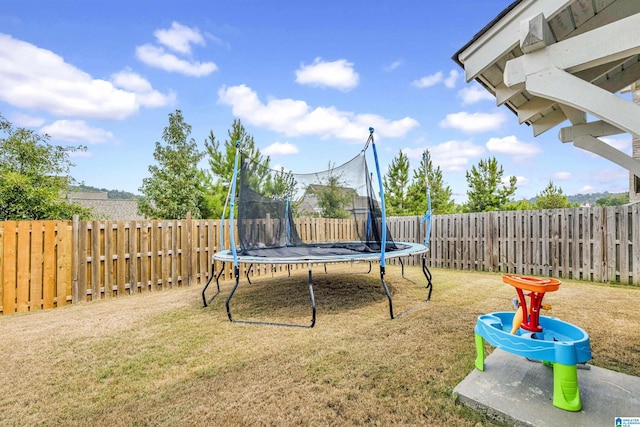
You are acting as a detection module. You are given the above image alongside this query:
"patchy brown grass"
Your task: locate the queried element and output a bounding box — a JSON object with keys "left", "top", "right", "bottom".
{"left": 0, "top": 265, "right": 638, "bottom": 426}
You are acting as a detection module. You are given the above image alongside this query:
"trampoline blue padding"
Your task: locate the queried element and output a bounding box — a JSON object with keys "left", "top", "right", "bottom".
{"left": 212, "top": 241, "right": 429, "bottom": 265}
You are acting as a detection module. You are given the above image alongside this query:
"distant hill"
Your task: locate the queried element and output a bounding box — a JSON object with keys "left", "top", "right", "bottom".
{"left": 528, "top": 191, "right": 628, "bottom": 206}
{"left": 70, "top": 184, "right": 138, "bottom": 200}
{"left": 567, "top": 192, "right": 624, "bottom": 205}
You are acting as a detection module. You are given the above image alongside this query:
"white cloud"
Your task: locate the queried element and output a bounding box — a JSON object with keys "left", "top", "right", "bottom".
{"left": 0, "top": 34, "right": 172, "bottom": 119}
{"left": 459, "top": 85, "right": 494, "bottom": 105}
{"left": 579, "top": 136, "right": 631, "bottom": 158}
{"left": 440, "top": 111, "right": 507, "bottom": 133}
{"left": 601, "top": 136, "right": 631, "bottom": 153}
{"left": 153, "top": 22, "right": 205, "bottom": 55}
{"left": 135, "top": 22, "right": 218, "bottom": 77}
{"left": 136, "top": 44, "right": 217, "bottom": 77}
{"left": 486, "top": 135, "right": 541, "bottom": 161}
{"left": 577, "top": 168, "right": 628, "bottom": 194}
{"left": 412, "top": 69, "right": 459, "bottom": 89}
{"left": 384, "top": 60, "right": 403, "bottom": 71}
{"left": 217, "top": 84, "right": 418, "bottom": 141}
{"left": 40, "top": 120, "right": 115, "bottom": 144}
{"left": 411, "top": 71, "right": 442, "bottom": 89}
{"left": 553, "top": 171, "right": 572, "bottom": 180}
{"left": 591, "top": 167, "right": 629, "bottom": 183}
{"left": 111, "top": 69, "right": 153, "bottom": 92}
{"left": 512, "top": 176, "right": 529, "bottom": 187}
{"left": 578, "top": 185, "right": 596, "bottom": 194}
{"left": 444, "top": 69, "right": 459, "bottom": 88}
{"left": 405, "top": 140, "right": 484, "bottom": 172}
{"left": 262, "top": 142, "right": 299, "bottom": 156}
{"left": 10, "top": 113, "right": 45, "bottom": 128}
{"left": 111, "top": 69, "right": 176, "bottom": 107}
{"left": 295, "top": 58, "right": 359, "bottom": 91}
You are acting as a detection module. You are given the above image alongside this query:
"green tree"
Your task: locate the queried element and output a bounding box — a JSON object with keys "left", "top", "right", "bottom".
{"left": 405, "top": 149, "right": 455, "bottom": 215}
{"left": 503, "top": 199, "right": 535, "bottom": 211}
{"left": 596, "top": 193, "right": 629, "bottom": 206}
{"left": 0, "top": 114, "right": 92, "bottom": 220}
{"left": 464, "top": 157, "right": 516, "bottom": 212}
{"left": 383, "top": 150, "right": 410, "bottom": 216}
{"left": 138, "top": 110, "right": 205, "bottom": 219}
{"left": 202, "top": 119, "right": 270, "bottom": 218}
{"left": 314, "top": 163, "right": 351, "bottom": 219}
{"left": 534, "top": 181, "right": 576, "bottom": 209}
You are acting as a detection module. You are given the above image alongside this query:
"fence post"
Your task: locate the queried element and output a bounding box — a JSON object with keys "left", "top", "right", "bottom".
{"left": 71, "top": 215, "right": 80, "bottom": 304}
{"left": 186, "top": 212, "right": 192, "bottom": 286}
{"left": 487, "top": 212, "right": 498, "bottom": 272}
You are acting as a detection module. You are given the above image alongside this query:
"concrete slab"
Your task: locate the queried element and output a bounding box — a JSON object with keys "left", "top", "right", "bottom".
{"left": 454, "top": 349, "right": 640, "bottom": 427}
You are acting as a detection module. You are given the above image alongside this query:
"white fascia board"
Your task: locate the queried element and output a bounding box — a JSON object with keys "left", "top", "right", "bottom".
{"left": 505, "top": 12, "right": 640, "bottom": 87}
{"left": 526, "top": 67, "right": 640, "bottom": 137}
{"left": 457, "top": 0, "right": 573, "bottom": 82}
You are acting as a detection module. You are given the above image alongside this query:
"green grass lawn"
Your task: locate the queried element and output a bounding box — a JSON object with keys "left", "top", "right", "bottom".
{"left": 0, "top": 265, "right": 638, "bottom": 426}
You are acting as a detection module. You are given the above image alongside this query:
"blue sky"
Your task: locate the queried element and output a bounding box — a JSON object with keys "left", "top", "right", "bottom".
{"left": 0, "top": 0, "right": 632, "bottom": 203}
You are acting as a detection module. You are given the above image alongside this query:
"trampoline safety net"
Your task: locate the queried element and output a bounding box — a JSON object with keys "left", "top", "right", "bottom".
{"left": 237, "top": 149, "right": 405, "bottom": 258}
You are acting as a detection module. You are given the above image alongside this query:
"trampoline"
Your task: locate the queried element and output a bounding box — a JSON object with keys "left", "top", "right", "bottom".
{"left": 202, "top": 128, "right": 433, "bottom": 327}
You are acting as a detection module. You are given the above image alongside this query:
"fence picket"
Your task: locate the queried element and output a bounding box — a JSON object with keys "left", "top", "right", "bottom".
{"left": 2, "top": 222, "right": 16, "bottom": 313}
{"left": 104, "top": 221, "right": 113, "bottom": 298}
{"left": 58, "top": 222, "right": 72, "bottom": 306}
{"left": 42, "top": 222, "right": 56, "bottom": 309}
{"left": 29, "top": 221, "right": 43, "bottom": 311}
{"left": 16, "top": 222, "right": 30, "bottom": 312}
{"left": 129, "top": 221, "right": 138, "bottom": 293}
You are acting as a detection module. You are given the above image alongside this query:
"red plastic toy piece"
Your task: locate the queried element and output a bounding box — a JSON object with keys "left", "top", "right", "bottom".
{"left": 502, "top": 274, "right": 561, "bottom": 332}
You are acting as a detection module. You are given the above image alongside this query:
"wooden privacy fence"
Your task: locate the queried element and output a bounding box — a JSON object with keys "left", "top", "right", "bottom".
{"left": 0, "top": 218, "right": 227, "bottom": 314}
{"left": 1, "top": 205, "right": 639, "bottom": 314}
{"left": 0, "top": 217, "right": 360, "bottom": 315}
{"left": 429, "top": 205, "right": 640, "bottom": 285}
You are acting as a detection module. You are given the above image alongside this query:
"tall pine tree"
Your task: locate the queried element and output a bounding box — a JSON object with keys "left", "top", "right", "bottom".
{"left": 464, "top": 157, "right": 516, "bottom": 212}
{"left": 138, "top": 110, "right": 205, "bottom": 219}
{"left": 405, "top": 149, "right": 454, "bottom": 215}
{"left": 383, "top": 150, "right": 410, "bottom": 216}
{"left": 202, "top": 119, "right": 270, "bottom": 218}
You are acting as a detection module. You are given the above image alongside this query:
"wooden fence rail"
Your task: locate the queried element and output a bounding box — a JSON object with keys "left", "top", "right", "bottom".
{"left": 1, "top": 205, "right": 638, "bottom": 314}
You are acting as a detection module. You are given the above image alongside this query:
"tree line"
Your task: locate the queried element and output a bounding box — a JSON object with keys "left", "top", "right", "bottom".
{"left": 0, "top": 111, "right": 630, "bottom": 221}
{"left": 378, "top": 147, "right": 624, "bottom": 215}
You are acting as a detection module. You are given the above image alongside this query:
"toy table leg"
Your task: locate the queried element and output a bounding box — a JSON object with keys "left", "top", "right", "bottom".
{"left": 553, "top": 363, "right": 581, "bottom": 411}
{"left": 475, "top": 333, "right": 485, "bottom": 371}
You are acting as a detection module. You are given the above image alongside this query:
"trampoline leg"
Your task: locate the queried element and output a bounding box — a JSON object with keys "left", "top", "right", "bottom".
{"left": 398, "top": 256, "right": 432, "bottom": 300}
{"left": 308, "top": 263, "right": 317, "bottom": 328}
{"left": 380, "top": 266, "right": 394, "bottom": 319}
{"left": 380, "top": 255, "right": 433, "bottom": 320}
{"left": 246, "top": 263, "right": 253, "bottom": 284}
{"left": 225, "top": 264, "right": 316, "bottom": 328}
{"left": 225, "top": 266, "right": 241, "bottom": 322}
{"left": 422, "top": 255, "right": 433, "bottom": 301}
{"left": 202, "top": 261, "right": 222, "bottom": 307}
